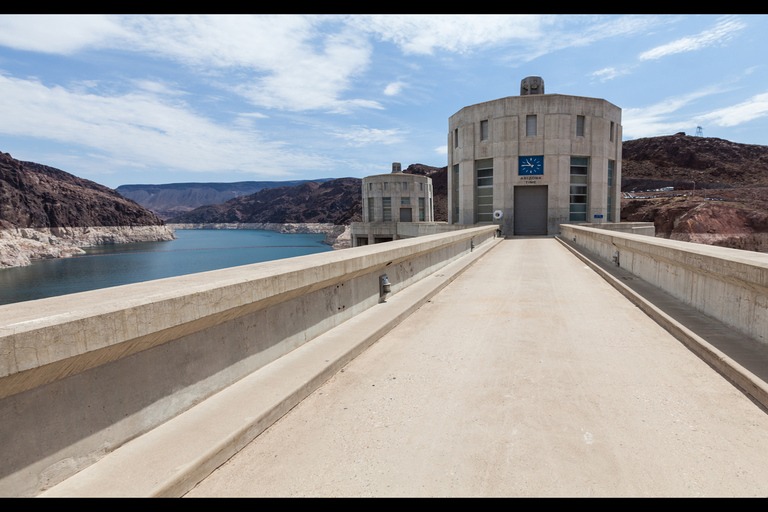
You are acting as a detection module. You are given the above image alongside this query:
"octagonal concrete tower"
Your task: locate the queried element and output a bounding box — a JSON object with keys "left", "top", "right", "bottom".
{"left": 447, "top": 76, "right": 622, "bottom": 236}
{"left": 351, "top": 162, "right": 435, "bottom": 246}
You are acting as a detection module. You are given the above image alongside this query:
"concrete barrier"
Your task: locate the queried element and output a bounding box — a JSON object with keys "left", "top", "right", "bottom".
{"left": 0, "top": 225, "right": 498, "bottom": 496}
{"left": 560, "top": 224, "right": 768, "bottom": 347}
{"left": 574, "top": 221, "right": 655, "bottom": 236}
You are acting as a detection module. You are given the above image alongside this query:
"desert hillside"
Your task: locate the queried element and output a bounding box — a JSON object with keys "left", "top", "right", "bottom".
{"left": 620, "top": 133, "right": 768, "bottom": 251}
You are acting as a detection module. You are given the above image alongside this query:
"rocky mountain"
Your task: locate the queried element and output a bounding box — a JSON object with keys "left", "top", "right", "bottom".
{"left": 0, "top": 151, "right": 175, "bottom": 268}
{"left": 1, "top": 152, "right": 168, "bottom": 230}
{"left": 620, "top": 133, "right": 768, "bottom": 251}
{"left": 621, "top": 132, "right": 768, "bottom": 190}
{"left": 169, "top": 178, "right": 363, "bottom": 225}
{"left": 116, "top": 179, "right": 333, "bottom": 220}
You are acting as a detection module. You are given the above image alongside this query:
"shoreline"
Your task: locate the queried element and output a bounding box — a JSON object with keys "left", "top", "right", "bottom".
{"left": 166, "top": 223, "right": 352, "bottom": 250}
{"left": 0, "top": 225, "right": 177, "bottom": 269}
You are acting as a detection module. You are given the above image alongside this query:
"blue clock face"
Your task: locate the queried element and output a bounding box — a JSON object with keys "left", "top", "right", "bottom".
{"left": 519, "top": 155, "right": 544, "bottom": 175}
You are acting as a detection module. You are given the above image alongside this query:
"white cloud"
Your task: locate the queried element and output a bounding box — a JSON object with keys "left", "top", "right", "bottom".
{"left": 590, "top": 66, "right": 634, "bottom": 82}
{"left": 622, "top": 87, "right": 724, "bottom": 138}
{"left": 0, "top": 15, "right": 379, "bottom": 114}
{"left": 349, "top": 14, "right": 544, "bottom": 55}
{"left": 384, "top": 81, "right": 406, "bottom": 96}
{"left": 0, "top": 73, "right": 328, "bottom": 176}
{"left": 0, "top": 14, "right": 125, "bottom": 54}
{"left": 639, "top": 16, "right": 745, "bottom": 61}
{"left": 326, "top": 125, "right": 407, "bottom": 147}
{"left": 693, "top": 91, "right": 768, "bottom": 127}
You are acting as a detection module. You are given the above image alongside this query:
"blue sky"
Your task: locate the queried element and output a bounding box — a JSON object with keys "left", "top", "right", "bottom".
{"left": 1, "top": 14, "right": 767, "bottom": 189}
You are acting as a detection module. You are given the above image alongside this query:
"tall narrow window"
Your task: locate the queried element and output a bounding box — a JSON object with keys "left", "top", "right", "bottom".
{"left": 607, "top": 160, "right": 614, "bottom": 222}
{"left": 367, "top": 196, "right": 375, "bottom": 222}
{"left": 383, "top": 197, "right": 392, "bottom": 222}
{"left": 452, "top": 164, "right": 460, "bottom": 223}
{"left": 526, "top": 115, "right": 537, "bottom": 137}
{"left": 476, "top": 158, "right": 494, "bottom": 223}
{"left": 610, "top": 121, "right": 615, "bottom": 142}
{"left": 576, "top": 116, "right": 585, "bottom": 137}
{"left": 402, "top": 182, "right": 407, "bottom": 191}
{"left": 569, "top": 157, "right": 589, "bottom": 222}
{"left": 454, "top": 128, "right": 459, "bottom": 148}
{"left": 419, "top": 197, "right": 425, "bottom": 221}
{"left": 480, "top": 120, "right": 489, "bottom": 141}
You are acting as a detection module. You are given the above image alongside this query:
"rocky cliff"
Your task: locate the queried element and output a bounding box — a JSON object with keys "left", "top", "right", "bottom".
{"left": 0, "top": 151, "right": 175, "bottom": 268}
{"left": 620, "top": 133, "right": 768, "bottom": 251}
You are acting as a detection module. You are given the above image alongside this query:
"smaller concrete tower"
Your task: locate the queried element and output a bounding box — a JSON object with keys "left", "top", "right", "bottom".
{"left": 520, "top": 76, "right": 544, "bottom": 95}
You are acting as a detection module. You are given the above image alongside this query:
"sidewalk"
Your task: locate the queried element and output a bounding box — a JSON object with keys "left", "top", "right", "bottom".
{"left": 186, "top": 237, "right": 768, "bottom": 497}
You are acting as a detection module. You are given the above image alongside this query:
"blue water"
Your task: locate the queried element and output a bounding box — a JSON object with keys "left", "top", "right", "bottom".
{"left": 0, "top": 229, "right": 333, "bottom": 306}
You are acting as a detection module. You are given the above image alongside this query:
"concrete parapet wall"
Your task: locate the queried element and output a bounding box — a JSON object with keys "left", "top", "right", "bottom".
{"left": 0, "top": 225, "right": 498, "bottom": 496}
{"left": 560, "top": 224, "right": 768, "bottom": 346}
{"left": 574, "top": 221, "right": 655, "bottom": 237}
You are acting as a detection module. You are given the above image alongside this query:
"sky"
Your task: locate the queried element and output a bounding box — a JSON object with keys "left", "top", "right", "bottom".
{"left": 1, "top": 14, "right": 767, "bottom": 189}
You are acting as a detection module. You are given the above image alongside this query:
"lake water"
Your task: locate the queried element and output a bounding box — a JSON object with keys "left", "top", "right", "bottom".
{"left": 0, "top": 229, "right": 333, "bottom": 306}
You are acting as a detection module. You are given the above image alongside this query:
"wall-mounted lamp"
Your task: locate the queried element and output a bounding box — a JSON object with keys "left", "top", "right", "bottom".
{"left": 380, "top": 274, "right": 391, "bottom": 301}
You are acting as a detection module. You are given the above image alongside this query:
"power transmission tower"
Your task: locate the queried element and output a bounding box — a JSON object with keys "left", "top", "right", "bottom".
{"left": 695, "top": 126, "right": 703, "bottom": 137}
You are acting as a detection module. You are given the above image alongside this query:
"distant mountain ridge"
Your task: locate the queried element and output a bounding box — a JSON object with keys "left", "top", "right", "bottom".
{"left": 166, "top": 164, "right": 448, "bottom": 226}
{"left": 116, "top": 179, "right": 334, "bottom": 220}
{"left": 168, "top": 178, "right": 363, "bottom": 225}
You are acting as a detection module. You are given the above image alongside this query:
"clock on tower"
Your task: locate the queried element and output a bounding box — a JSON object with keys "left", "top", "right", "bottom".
{"left": 518, "top": 155, "right": 544, "bottom": 176}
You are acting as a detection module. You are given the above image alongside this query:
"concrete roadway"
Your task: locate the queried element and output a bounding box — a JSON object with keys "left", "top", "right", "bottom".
{"left": 186, "top": 237, "right": 768, "bottom": 497}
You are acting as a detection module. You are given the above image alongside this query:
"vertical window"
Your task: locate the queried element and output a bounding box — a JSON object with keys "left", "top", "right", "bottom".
{"left": 402, "top": 182, "right": 407, "bottom": 191}
{"left": 475, "top": 158, "right": 494, "bottom": 223}
{"left": 368, "top": 183, "right": 372, "bottom": 191}
{"left": 399, "top": 198, "right": 412, "bottom": 222}
{"left": 576, "top": 116, "right": 585, "bottom": 137}
{"left": 569, "top": 157, "right": 589, "bottom": 222}
{"left": 526, "top": 115, "right": 537, "bottom": 137}
{"left": 383, "top": 197, "right": 392, "bottom": 221}
{"left": 452, "top": 164, "right": 460, "bottom": 223}
{"left": 384, "top": 182, "right": 388, "bottom": 190}
{"left": 610, "top": 121, "right": 615, "bottom": 142}
{"left": 419, "top": 197, "right": 425, "bottom": 221}
{"left": 367, "top": 196, "right": 375, "bottom": 222}
{"left": 607, "top": 160, "right": 614, "bottom": 222}
{"left": 420, "top": 182, "right": 423, "bottom": 191}
{"left": 480, "top": 120, "right": 489, "bottom": 141}
{"left": 454, "top": 128, "right": 459, "bottom": 148}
